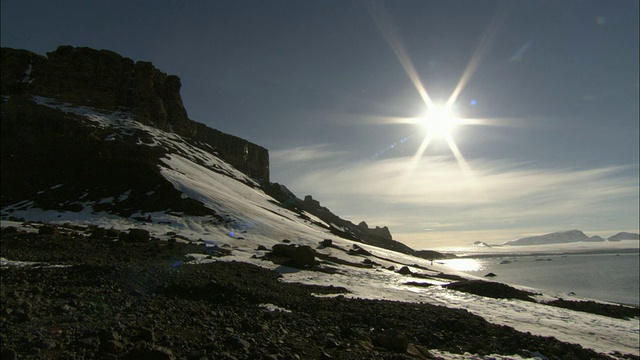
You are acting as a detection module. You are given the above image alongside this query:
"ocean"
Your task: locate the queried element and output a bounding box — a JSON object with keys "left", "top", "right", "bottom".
{"left": 438, "top": 252, "right": 640, "bottom": 306}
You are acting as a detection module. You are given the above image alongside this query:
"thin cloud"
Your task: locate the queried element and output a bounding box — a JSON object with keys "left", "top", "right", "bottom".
{"left": 270, "top": 144, "right": 348, "bottom": 164}
{"left": 277, "top": 155, "right": 638, "bottom": 246}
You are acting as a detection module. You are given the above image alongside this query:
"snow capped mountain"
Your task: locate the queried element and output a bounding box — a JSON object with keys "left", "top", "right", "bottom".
{"left": 503, "top": 230, "right": 606, "bottom": 246}
{"left": 609, "top": 232, "right": 640, "bottom": 241}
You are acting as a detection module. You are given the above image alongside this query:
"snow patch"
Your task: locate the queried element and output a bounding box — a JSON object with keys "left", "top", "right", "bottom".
{"left": 259, "top": 303, "right": 292, "bottom": 313}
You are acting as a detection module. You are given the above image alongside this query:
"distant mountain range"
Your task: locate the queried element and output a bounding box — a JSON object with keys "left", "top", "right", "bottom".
{"left": 502, "top": 230, "right": 639, "bottom": 246}
{"left": 608, "top": 232, "right": 640, "bottom": 241}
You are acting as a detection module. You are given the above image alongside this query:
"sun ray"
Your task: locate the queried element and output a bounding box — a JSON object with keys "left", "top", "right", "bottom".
{"left": 444, "top": 134, "right": 484, "bottom": 200}
{"left": 446, "top": 3, "right": 511, "bottom": 108}
{"left": 394, "top": 133, "right": 433, "bottom": 197}
{"left": 365, "top": 0, "right": 433, "bottom": 109}
{"left": 364, "top": 1, "right": 513, "bottom": 204}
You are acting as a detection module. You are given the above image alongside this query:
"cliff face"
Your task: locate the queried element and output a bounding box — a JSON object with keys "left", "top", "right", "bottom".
{"left": 263, "top": 186, "right": 420, "bottom": 256}
{"left": 1, "top": 45, "right": 415, "bottom": 256}
{"left": 1, "top": 46, "right": 269, "bottom": 184}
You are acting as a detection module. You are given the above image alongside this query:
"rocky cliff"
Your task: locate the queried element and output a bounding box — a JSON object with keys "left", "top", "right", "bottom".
{"left": 1, "top": 46, "right": 269, "bottom": 184}
{"left": 1, "top": 45, "right": 416, "bottom": 257}
{"left": 263, "top": 185, "right": 429, "bottom": 257}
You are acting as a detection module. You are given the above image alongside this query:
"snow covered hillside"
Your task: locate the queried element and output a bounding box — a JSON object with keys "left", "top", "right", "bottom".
{"left": 2, "top": 96, "right": 638, "bottom": 358}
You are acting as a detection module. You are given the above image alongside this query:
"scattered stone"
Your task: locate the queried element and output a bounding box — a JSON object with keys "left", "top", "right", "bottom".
{"left": 127, "top": 229, "right": 150, "bottom": 242}
{"left": 484, "top": 272, "right": 497, "bottom": 277}
{"left": 398, "top": 266, "right": 412, "bottom": 275}
{"left": 1, "top": 226, "right": 18, "bottom": 235}
{"left": 225, "top": 335, "right": 251, "bottom": 351}
{"left": 1, "top": 349, "right": 17, "bottom": 360}
{"left": 90, "top": 227, "right": 106, "bottom": 239}
{"left": 105, "top": 228, "right": 120, "bottom": 238}
{"left": 373, "top": 329, "right": 409, "bottom": 352}
{"left": 38, "top": 225, "right": 59, "bottom": 235}
{"left": 0, "top": 228, "right": 616, "bottom": 360}
{"left": 126, "top": 345, "right": 175, "bottom": 360}
{"left": 321, "top": 239, "right": 332, "bottom": 247}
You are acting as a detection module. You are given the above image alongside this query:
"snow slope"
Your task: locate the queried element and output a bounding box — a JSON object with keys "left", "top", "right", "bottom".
{"left": 2, "top": 97, "right": 638, "bottom": 358}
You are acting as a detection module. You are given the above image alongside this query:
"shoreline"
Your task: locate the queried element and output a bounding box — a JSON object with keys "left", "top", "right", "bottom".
{"left": 2, "top": 223, "right": 639, "bottom": 358}
{"left": 437, "top": 251, "right": 640, "bottom": 307}
{"left": 453, "top": 247, "right": 640, "bottom": 259}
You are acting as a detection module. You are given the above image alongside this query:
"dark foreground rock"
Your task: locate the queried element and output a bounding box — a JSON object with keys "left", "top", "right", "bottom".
{"left": 545, "top": 299, "right": 640, "bottom": 320}
{"left": 0, "top": 228, "right": 622, "bottom": 359}
{"left": 443, "top": 280, "right": 538, "bottom": 302}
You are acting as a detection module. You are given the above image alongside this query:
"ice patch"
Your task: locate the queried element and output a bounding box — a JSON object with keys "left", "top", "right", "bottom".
{"left": 259, "top": 303, "right": 292, "bottom": 313}
{"left": 0, "top": 257, "right": 71, "bottom": 269}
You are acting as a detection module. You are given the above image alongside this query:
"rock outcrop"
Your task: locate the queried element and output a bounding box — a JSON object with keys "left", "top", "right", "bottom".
{"left": 263, "top": 185, "right": 435, "bottom": 257}
{"left": 1, "top": 45, "right": 421, "bottom": 257}
{"left": 1, "top": 46, "right": 269, "bottom": 184}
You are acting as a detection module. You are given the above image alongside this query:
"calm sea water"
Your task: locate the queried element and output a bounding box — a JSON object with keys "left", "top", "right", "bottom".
{"left": 439, "top": 252, "right": 640, "bottom": 306}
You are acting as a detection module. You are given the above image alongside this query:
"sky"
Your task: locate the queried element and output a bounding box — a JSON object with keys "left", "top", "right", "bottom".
{"left": 2, "top": 0, "right": 638, "bottom": 248}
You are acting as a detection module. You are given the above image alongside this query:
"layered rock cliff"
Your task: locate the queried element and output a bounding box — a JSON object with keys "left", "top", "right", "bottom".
{"left": 1, "top": 45, "right": 418, "bottom": 257}
{"left": 1, "top": 46, "right": 269, "bottom": 184}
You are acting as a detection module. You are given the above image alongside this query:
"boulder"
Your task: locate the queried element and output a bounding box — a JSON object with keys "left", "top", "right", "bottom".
{"left": 373, "top": 329, "right": 408, "bottom": 352}
{"left": 271, "top": 244, "right": 315, "bottom": 268}
{"left": 90, "top": 227, "right": 106, "bottom": 239}
{"left": 38, "top": 225, "right": 58, "bottom": 235}
{"left": 293, "top": 245, "right": 315, "bottom": 268}
{"left": 272, "top": 244, "right": 296, "bottom": 258}
{"left": 1, "top": 226, "right": 18, "bottom": 235}
{"left": 127, "top": 229, "right": 150, "bottom": 242}
{"left": 125, "top": 345, "right": 174, "bottom": 360}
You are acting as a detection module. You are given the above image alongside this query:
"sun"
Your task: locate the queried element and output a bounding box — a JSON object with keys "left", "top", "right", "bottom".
{"left": 420, "top": 104, "right": 459, "bottom": 138}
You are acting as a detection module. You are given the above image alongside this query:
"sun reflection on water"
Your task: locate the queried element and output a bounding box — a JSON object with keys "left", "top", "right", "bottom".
{"left": 439, "top": 258, "right": 484, "bottom": 272}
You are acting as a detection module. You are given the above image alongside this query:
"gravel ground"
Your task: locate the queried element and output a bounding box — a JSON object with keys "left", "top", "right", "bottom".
{"left": 0, "top": 224, "right": 631, "bottom": 359}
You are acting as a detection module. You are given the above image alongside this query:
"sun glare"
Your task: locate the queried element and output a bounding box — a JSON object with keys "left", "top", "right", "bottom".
{"left": 421, "top": 105, "right": 459, "bottom": 137}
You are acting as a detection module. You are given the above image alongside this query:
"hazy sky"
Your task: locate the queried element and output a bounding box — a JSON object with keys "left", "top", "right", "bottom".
{"left": 2, "top": 1, "right": 638, "bottom": 248}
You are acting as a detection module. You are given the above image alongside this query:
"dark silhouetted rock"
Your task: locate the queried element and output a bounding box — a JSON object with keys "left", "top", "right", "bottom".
{"left": 90, "top": 227, "right": 106, "bottom": 239}
{"left": 0, "top": 46, "right": 269, "bottom": 185}
{"left": 444, "top": 280, "right": 538, "bottom": 302}
{"left": 127, "top": 229, "right": 150, "bottom": 242}
{"left": 1, "top": 348, "right": 18, "bottom": 360}
{"left": 126, "top": 345, "right": 175, "bottom": 360}
{"left": 1, "top": 226, "right": 18, "bottom": 235}
{"left": 373, "top": 329, "right": 409, "bottom": 352}
{"left": 270, "top": 244, "right": 315, "bottom": 268}
{"left": 38, "top": 225, "right": 58, "bottom": 235}
{"left": 293, "top": 245, "right": 315, "bottom": 268}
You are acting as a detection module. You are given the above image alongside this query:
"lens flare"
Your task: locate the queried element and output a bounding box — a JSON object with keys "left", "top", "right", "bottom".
{"left": 365, "top": 0, "right": 509, "bottom": 201}
{"left": 420, "top": 105, "right": 459, "bottom": 138}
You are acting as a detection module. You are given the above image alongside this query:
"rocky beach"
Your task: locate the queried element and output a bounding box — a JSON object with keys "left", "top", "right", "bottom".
{"left": 2, "top": 223, "right": 638, "bottom": 359}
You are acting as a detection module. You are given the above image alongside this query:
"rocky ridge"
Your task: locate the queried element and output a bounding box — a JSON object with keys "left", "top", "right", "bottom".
{"left": 1, "top": 45, "right": 413, "bottom": 257}
{"left": 1, "top": 46, "right": 270, "bottom": 184}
